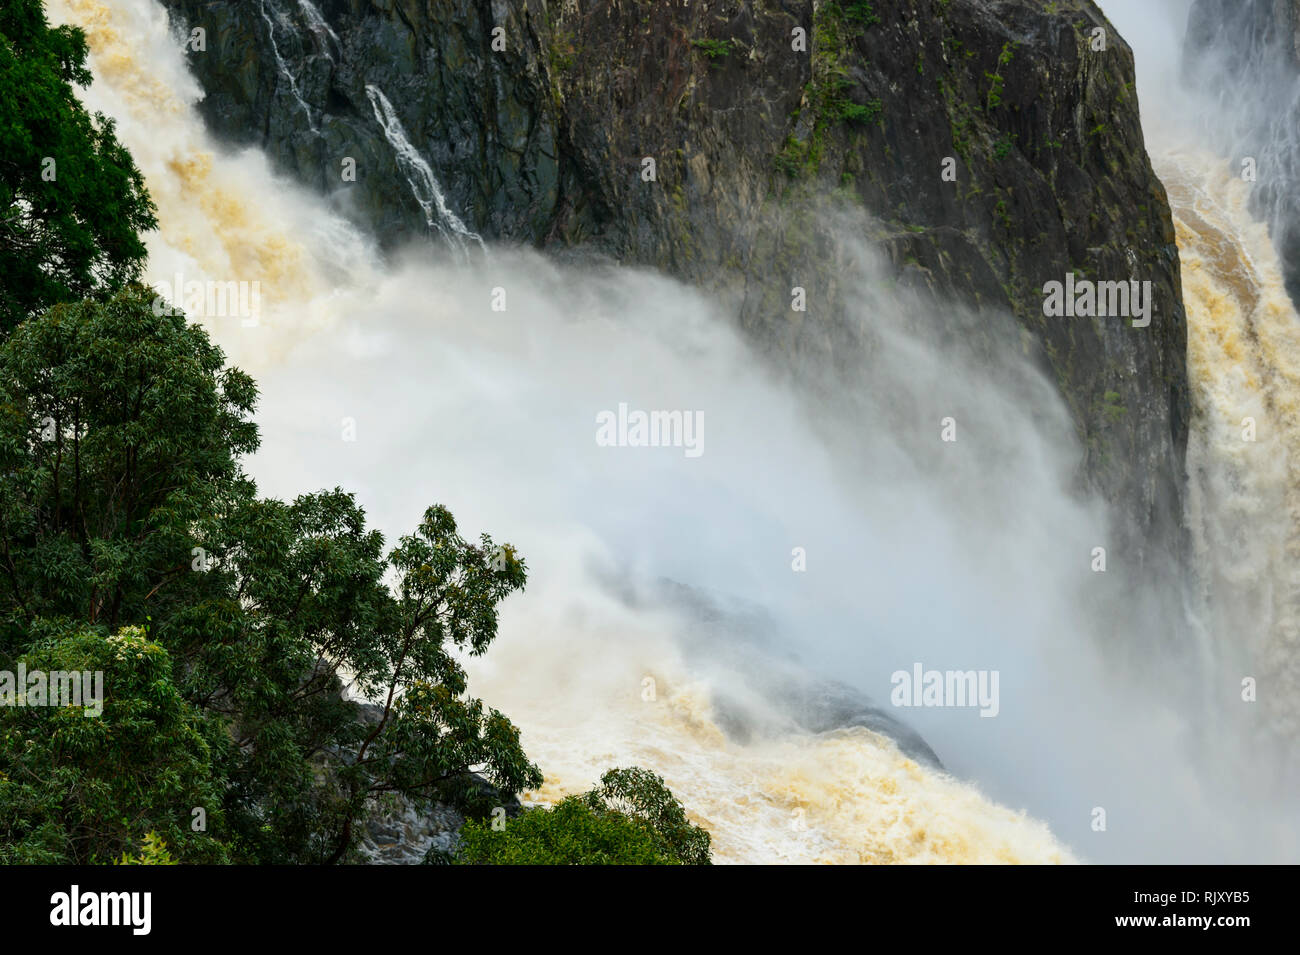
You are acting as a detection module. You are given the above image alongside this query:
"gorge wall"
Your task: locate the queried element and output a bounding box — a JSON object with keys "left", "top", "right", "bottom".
{"left": 159, "top": 0, "right": 1190, "bottom": 568}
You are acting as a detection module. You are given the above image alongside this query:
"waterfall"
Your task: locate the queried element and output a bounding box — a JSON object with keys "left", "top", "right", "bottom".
{"left": 364, "top": 84, "right": 485, "bottom": 258}
{"left": 258, "top": 0, "right": 482, "bottom": 258}
{"left": 297, "top": 0, "right": 339, "bottom": 48}
{"left": 44, "top": 0, "right": 1299, "bottom": 863}
{"left": 1101, "top": 0, "right": 1300, "bottom": 781}
{"left": 258, "top": 0, "right": 318, "bottom": 133}
{"left": 1153, "top": 152, "right": 1300, "bottom": 752}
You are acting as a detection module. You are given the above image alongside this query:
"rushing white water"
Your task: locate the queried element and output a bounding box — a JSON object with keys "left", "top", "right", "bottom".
{"left": 1103, "top": 0, "right": 1300, "bottom": 779}
{"left": 46, "top": 0, "right": 1299, "bottom": 862}
{"left": 1160, "top": 151, "right": 1300, "bottom": 747}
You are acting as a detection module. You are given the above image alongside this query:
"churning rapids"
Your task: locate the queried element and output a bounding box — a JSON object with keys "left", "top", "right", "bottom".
{"left": 44, "top": 0, "right": 1297, "bottom": 863}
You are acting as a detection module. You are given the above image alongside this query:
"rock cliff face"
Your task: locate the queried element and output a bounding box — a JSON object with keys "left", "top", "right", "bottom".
{"left": 1185, "top": 0, "right": 1300, "bottom": 305}
{"left": 160, "top": 0, "right": 1188, "bottom": 563}
{"left": 343, "top": 703, "right": 522, "bottom": 863}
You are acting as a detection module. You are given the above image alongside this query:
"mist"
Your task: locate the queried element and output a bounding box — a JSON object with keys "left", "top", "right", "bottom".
{"left": 229, "top": 222, "right": 1287, "bottom": 861}
{"left": 49, "top": 0, "right": 1299, "bottom": 863}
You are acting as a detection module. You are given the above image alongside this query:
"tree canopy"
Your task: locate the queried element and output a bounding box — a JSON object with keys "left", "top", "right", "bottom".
{"left": 0, "top": 0, "right": 156, "bottom": 332}
{"left": 457, "top": 768, "right": 712, "bottom": 865}
{"left": 0, "top": 625, "right": 231, "bottom": 863}
{"left": 0, "top": 287, "right": 543, "bottom": 862}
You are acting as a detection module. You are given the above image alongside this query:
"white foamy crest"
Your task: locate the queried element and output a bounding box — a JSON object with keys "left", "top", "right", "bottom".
{"left": 1158, "top": 148, "right": 1300, "bottom": 747}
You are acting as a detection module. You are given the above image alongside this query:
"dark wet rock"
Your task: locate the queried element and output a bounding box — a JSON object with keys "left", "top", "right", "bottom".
{"left": 638, "top": 577, "right": 945, "bottom": 769}
{"left": 159, "top": 0, "right": 1189, "bottom": 570}
{"left": 328, "top": 701, "right": 522, "bottom": 863}
{"left": 356, "top": 795, "right": 466, "bottom": 864}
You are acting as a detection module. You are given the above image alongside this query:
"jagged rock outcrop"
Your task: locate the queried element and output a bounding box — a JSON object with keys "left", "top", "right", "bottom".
{"left": 356, "top": 795, "right": 466, "bottom": 863}
{"left": 643, "top": 577, "right": 945, "bottom": 767}
{"left": 341, "top": 702, "right": 523, "bottom": 864}
{"left": 160, "top": 0, "right": 1188, "bottom": 564}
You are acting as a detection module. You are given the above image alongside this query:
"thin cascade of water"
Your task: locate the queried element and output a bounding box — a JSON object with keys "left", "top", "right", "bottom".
{"left": 297, "top": 0, "right": 340, "bottom": 49}
{"left": 258, "top": 0, "right": 318, "bottom": 132}
{"left": 365, "top": 84, "right": 485, "bottom": 259}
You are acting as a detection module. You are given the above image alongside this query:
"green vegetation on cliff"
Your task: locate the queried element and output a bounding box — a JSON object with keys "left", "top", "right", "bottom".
{"left": 776, "top": 0, "right": 884, "bottom": 179}
{"left": 458, "top": 769, "right": 712, "bottom": 865}
{"left": 0, "top": 286, "right": 546, "bottom": 863}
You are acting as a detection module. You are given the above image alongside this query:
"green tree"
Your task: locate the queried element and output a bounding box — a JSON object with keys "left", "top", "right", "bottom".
{"left": 458, "top": 797, "right": 680, "bottom": 865}
{"left": 0, "top": 287, "right": 541, "bottom": 863}
{"left": 116, "top": 831, "right": 180, "bottom": 865}
{"left": 0, "top": 625, "right": 232, "bottom": 863}
{"left": 583, "top": 767, "right": 712, "bottom": 865}
{"left": 457, "top": 767, "right": 712, "bottom": 865}
{"left": 0, "top": 0, "right": 156, "bottom": 332}
{"left": 0, "top": 287, "right": 257, "bottom": 640}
